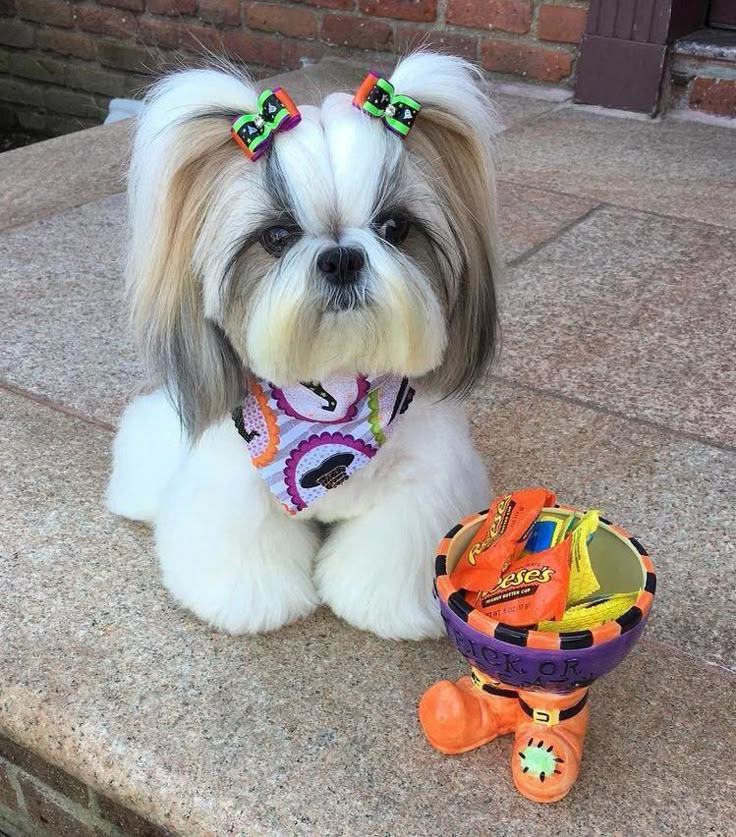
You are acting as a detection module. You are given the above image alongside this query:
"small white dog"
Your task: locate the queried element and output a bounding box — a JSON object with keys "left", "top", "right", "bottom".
{"left": 107, "top": 51, "right": 500, "bottom": 640}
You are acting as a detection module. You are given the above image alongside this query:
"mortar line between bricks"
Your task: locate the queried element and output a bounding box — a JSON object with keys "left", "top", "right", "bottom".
{"left": 497, "top": 176, "right": 736, "bottom": 232}
{"left": 490, "top": 375, "right": 736, "bottom": 455}
{"left": 0, "top": 380, "right": 115, "bottom": 434}
{"left": 505, "top": 203, "right": 604, "bottom": 268}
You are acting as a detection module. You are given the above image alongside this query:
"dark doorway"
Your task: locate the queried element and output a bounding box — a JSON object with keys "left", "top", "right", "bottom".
{"left": 574, "top": 0, "right": 715, "bottom": 115}
{"left": 709, "top": 0, "right": 736, "bottom": 30}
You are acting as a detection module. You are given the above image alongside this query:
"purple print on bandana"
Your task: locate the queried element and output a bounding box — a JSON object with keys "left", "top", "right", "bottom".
{"left": 233, "top": 374, "right": 415, "bottom": 514}
{"left": 284, "top": 432, "right": 376, "bottom": 512}
{"left": 272, "top": 377, "right": 370, "bottom": 423}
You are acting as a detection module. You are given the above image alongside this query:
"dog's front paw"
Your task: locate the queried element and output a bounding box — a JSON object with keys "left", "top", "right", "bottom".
{"left": 315, "top": 502, "right": 445, "bottom": 641}
{"left": 153, "top": 422, "right": 321, "bottom": 634}
{"left": 156, "top": 500, "right": 320, "bottom": 633}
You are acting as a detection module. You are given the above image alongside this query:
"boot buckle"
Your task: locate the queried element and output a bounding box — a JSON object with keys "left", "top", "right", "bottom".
{"left": 531, "top": 707, "right": 560, "bottom": 726}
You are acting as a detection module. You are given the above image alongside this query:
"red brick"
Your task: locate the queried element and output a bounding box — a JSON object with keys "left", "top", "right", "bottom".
{"left": 222, "top": 30, "right": 282, "bottom": 66}
{"left": 447, "top": 0, "right": 531, "bottom": 34}
{"left": 19, "top": 777, "right": 98, "bottom": 837}
{"left": 322, "top": 14, "right": 393, "bottom": 49}
{"left": 359, "top": 0, "right": 435, "bottom": 22}
{"left": 198, "top": 0, "right": 240, "bottom": 25}
{"left": 689, "top": 77, "right": 736, "bottom": 118}
{"left": 302, "top": 0, "right": 353, "bottom": 8}
{"left": 102, "top": 0, "right": 146, "bottom": 12}
{"left": 97, "top": 39, "right": 151, "bottom": 70}
{"left": 282, "top": 38, "right": 335, "bottom": 69}
{"left": 247, "top": 2, "right": 318, "bottom": 38}
{"left": 67, "top": 62, "right": 126, "bottom": 95}
{"left": 100, "top": 0, "right": 145, "bottom": 11}
{"left": 139, "top": 15, "right": 180, "bottom": 47}
{"left": 538, "top": 4, "right": 587, "bottom": 44}
{"left": 0, "top": 19, "right": 34, "bottom": 46}
{"left": 0, "top": 763, "right": 18, "bottom": 811}
{"left": 148, "top": 0, "right": 196, "bottom": 14}
{"left": 96, "top": 791, "right": 172, "bottom": 837}
{"left": 396, "top": 24, "right": 477, "bottom": 59}
{"left": 47, "top": 112, "right": 99, "bottom": 135}
{"left": 0, "top": 75, "right": 45, "bottom": 104}
{"left": 17, "top": 0, "right": 73, "bottom": 28}
{"left": 37, "top": 27, "right": 97, "bottom": 59}
{"left": 9, "top": 51, "right": 67, "bottom": 83}
{"left": 0, "top": 736, "right": 89, "bottom": 808}
{"left": 180, "top": 22, "right": 223, "bottom": 52}
{"left": 77, "top": 5, "right": 138, "bottom": 38}
{"left": 480, "top": 39, "right": 572, "bottom": 81}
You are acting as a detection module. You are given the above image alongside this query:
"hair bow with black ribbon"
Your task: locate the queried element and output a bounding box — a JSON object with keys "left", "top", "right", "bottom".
{"left": 231, "top": 87, "right": 301, "bottom": 161}
{"left": 353, "top": 72, "right": 422, "bottom": 137}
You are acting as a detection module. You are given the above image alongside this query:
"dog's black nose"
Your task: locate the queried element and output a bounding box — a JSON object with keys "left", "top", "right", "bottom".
{"left": 317, "top": 247, "right": 365, "bottom": 286}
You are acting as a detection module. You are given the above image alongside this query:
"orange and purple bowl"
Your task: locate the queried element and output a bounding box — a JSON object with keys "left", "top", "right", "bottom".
{"left": 433, "top": 505, "right": 656, "bottom": 693}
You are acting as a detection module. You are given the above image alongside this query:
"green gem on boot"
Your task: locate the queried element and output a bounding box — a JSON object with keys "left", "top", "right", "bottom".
{"left": 518, "top": 738, "right": 564, "bottom": 782}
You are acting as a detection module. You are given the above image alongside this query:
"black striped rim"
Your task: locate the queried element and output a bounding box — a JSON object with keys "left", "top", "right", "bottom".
{"left": 629, "top": 536, "right": 647, "bottom": 555}
{"left": 448, "top": 591, "right": 473, "bottom": 622}
{"left": 446, "top": 523, "right": 463, "bottom": 539}
{"left": 560, "top": 630, "right": 594, "bottom": 650}
{"left": 494, "top": 624, "right": 529, "bottom": 647}
{"left": 616, "top": 606, "right": 643, "bottom": 633}
{"left": 434, "top": 554, "right": 447, "bottom": 576}
{"left": 599, "top": 515, "right": 612, "bottom": 525}
{"left": 437, "top": 511, "right": 655, "bottom": 644}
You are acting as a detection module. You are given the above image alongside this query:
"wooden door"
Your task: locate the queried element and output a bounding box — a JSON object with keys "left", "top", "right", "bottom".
{"left": 709, "top": 0, "right": 736, "bottom": 29}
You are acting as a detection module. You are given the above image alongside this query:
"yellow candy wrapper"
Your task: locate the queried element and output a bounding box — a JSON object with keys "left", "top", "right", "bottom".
{"left": 539, "top": 592, "right": 639, "bottom": 632}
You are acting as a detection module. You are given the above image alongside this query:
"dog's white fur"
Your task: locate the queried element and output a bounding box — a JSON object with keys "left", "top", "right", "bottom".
{"left": 108, "top": 52, "right": 500, "bottom": 639}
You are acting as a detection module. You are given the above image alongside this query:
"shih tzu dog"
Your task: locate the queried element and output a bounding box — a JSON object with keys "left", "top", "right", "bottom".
{"left": 106, "top": 51, "right": 500, "bottom": 640}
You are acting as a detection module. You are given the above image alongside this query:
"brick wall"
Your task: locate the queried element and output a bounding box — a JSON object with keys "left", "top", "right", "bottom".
{"left": 0, "top": 0, "right": 589, "bottom": 136}
{"left": 0, "top": 732, "right": 170, "bottom": 836}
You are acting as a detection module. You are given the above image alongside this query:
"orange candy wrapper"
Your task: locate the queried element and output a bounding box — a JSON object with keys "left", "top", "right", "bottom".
{"left": 450, "top": 489, "right": 570, "bottom": 627}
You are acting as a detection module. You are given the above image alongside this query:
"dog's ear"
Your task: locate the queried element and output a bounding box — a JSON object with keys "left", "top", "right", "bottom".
{"left": 126, "top": 67, "right": 257, "bottom": 437}
{"left": 390, "top": 52, "right": 501, "bottom": 397}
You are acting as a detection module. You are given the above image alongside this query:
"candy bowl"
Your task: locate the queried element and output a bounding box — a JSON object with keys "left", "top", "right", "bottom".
{"left": 419, "top": 501, "right": 656, "bottom": 804}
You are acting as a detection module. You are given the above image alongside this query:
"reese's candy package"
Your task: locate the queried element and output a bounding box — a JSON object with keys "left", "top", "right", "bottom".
{"left": 450, "top": 488, "right": 557, "bottom": 592}
{"left": 469, "top": 538, "right": 571, "bottom": 626}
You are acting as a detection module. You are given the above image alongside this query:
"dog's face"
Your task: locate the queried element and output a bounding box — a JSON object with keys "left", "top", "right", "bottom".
{"left": 127, "top": 54, "right": 500, "bottom": 435}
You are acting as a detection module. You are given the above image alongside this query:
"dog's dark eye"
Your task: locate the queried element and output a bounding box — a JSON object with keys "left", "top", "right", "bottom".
{"left": 375, "top": 214, "right": 411, "bottom": 247}
{"left": 260, "top": 225, "right": 298, "bottom": 257}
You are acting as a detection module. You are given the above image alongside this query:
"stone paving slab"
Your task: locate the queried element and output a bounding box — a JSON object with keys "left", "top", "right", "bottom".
{"left": 496, "top": 205, "right": 736, "bottom": 449}
{"left": 496, "top": 181, "right": 598, "bottom": 263}
{"left": 0, "top": 120, "right": 132, "bottom": 234}
{"left": 0, "top": 193, "right": 140, "bottom": 425}
{"left": 492, "top": 91, "right": 563, "bottom": 130}
{"left": 1, "top": 388, "right": 733, "bottom": 837}
{"left": 497, "top": 107, "right": 736, "bottom": 229}
{"left": 468, "top": 380, "right": 736, "bottom": 670}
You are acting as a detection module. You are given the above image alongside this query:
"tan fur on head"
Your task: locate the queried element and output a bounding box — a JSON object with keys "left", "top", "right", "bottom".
{"left": 407, "top": 106, "right": 501, "bottom": 397}
{"left": 128, "top": 118, "right": 245, "bottom": 437}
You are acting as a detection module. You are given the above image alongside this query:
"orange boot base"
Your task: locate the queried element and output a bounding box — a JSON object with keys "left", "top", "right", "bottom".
{"left": 511, "top": 689, "right": 590, "bottom": 804}
{"left": 419, "top": 674, "right": 519, "bottom": 755}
